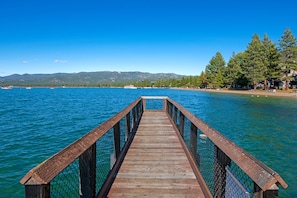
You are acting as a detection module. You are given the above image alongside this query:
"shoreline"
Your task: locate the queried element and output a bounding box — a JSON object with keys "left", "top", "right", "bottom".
{"left": 174, "top": 88, "right": 297, "bottom": 98}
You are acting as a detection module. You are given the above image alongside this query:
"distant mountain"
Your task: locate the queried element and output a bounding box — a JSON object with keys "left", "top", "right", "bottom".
{"left": 0, "top": 71, "right": 185, "bottom": 86}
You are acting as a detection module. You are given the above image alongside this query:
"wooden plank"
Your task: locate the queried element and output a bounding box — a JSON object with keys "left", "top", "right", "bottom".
{"left": 107, "top": 111, "right": 205, "bottom": 197}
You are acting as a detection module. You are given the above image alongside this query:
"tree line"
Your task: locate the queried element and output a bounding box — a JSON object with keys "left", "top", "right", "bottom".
{"left": 152, "top": 28, "right": 297, "bottom": 90}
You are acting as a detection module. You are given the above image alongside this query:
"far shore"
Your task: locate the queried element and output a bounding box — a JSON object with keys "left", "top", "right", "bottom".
{"left": 174, "top": 88, "right": 297, "bottom": 98}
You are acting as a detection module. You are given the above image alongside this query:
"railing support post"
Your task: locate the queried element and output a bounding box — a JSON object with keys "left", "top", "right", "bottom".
{"left": 125, "top": 112, "right": 131, "bottom": 140}
{"left": 179, "top": 112, "right": 185, "bottom": 137}
{"left": 163, "top": 98, "right": 167, "bottom": 111}
{"left": 132, "top": 107, "right": 136, "bottom": 131}
{"left": 113, "top": 122, "right": 121, "bottom": 159}
{"left": 214, "top": 146, "right": 231, "bottom": 198}
{"left": 173, "top": 106, "right": 177, "bottom": 125}
{"left": 254, "top": 183, "right": 279, "bottom": 198}
{"left": 24, "top": 183, "right": 50, "bottom": 198}
{"left": 168, "top": 102, "right": 172, "bottom": 117}
{"left": 139, "top": 101, "right": 143, "bottom": 117}
{"left": 79, "top": 143, "right": 96, "bottom": 198}
{"left": 136, "top": 102, "right": 140, "bottom": 121}
{"left": 142, "top": 98, "right": 146, "bottom": 111}
{"left": 190, "top": 123, "right": 197, "bottom": 159}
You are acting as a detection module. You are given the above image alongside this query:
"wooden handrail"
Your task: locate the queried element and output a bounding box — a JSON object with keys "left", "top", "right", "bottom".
{"left": 166, "top": 98, "right": 288, "bottom": 190}
{"left": 20, "top": 96, "right": 288, "bottom": 198}
{"left": 20, "top": 98, "right": 142, "bottom": 185}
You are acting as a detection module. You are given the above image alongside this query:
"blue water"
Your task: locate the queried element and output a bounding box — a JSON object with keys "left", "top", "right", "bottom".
{"left": 0, "top": 88, "right": 296, "bottom": 197}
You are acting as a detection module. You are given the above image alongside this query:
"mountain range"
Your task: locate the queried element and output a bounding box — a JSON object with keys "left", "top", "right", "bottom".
{"left": 0, "top": 71, "right": 185, "bottom": 86}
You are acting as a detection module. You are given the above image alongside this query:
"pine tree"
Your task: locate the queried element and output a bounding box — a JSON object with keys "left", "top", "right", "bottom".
{"left": 243, "top": 34, "right": 267, "bottom": 90}
{"left": 205, "top": 52, "right": 226, "bottom": 88}
{"left": 200, "top": 71, "right": 207, "bottom": 88}
{"left": 225, "top": 52, "right": 244, "bottom": 88}
{"left": 262, "top": 33, "right": 282, "bottom": 89}
{"left": 214, "top": 69, "right": 224, "bottom": 88}
{"left": 278, "top": 28, "right": 297, "bottom": 90}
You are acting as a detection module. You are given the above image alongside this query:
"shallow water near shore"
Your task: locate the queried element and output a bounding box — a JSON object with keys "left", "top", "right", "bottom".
{"left": 0, "top": 88, "right": 296, "bottom": 197}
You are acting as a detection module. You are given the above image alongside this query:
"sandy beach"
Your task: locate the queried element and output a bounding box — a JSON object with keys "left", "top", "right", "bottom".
{"left": 177, "top": 88, "right": 297, "bottom": 98}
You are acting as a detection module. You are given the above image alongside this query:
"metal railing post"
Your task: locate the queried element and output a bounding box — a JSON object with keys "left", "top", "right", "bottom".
{"left": 214, "top": 145, "right": 231, "bottom": 198}
{"left": 24, "top": 183, "right": 50, "bottom": 198}
{"left": 113, "top": 122, "right": 121, "bottom": 160}
{"left": 142, "top": 98, "right": 146, "bottom": 111}
{"left": 125, "top": 112, "right": 131, "bottom": 140}
{"left": 168, "top": 102, "right": 172, "bottom": 118}
{"left": 254, "top": 183, "right": 279, "bottom": 198}
{"left": 132, "top": 107, "right": 136, "bottom": 130}
{"left": 173, "top": 106, "right": 177, "bottom": 125}
{"left": 179, "top": 112, "right": 185, "bottom": 137}
{"left": 79, "top": 143, "right": 96, "bottom": 198}
{"left": 163, "top": 98, "right": 167, "bottom": 111}
{"left": 190, "top": 123, "right": 198, "bottom": 159}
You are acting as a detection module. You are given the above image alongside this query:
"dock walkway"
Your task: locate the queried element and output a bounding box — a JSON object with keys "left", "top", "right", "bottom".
{"left": 20, "top": 96, "right": 287, "bottom": 198}
{"left": 108, "top": 111, "right": 205, "bottom": 197}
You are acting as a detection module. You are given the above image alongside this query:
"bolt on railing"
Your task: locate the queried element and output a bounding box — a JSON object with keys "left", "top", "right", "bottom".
{"left": 165, "top": 97, "right": 288, "bottom": 198}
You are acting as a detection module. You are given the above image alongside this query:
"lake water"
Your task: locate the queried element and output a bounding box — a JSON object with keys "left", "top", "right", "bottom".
{"left": 0, "top": 88, "right": 296, "bottom": 197}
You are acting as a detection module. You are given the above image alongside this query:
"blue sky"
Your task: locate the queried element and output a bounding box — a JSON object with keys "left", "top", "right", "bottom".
{"left": 0, "top": 0, "right": 296, "bottom": 76}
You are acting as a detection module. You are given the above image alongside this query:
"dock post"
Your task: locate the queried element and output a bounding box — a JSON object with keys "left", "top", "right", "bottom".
{"left": 113, "top": 122, "right": 121, "bottom": 159}
{"left": 190, "top": 123, "right": 197, "bottom": 159}
{"left": 79, "top": 143, "right": 96, "bottom": 198}
{"left": 173, "top": 106, "right": 177, "bottom": 125}
{"left": 142, "top": 98, "right": 146, "bottom": 111}
{"left": 214, "top": 146, "right": 231, "bottom": 198}
{"left": 179, "top": 112, "right": 185, "bottom": 137}
{"left": 163, "top": 98, "right": 167, "bottom": 111}
{"left": 24, "top": 183, "right": 50, "bottom": 198}
{"left": 125, "top": 112, "right": 131, "bottom": 140}
{"left": 132, "top": 107, "right": 136, "bottom": 130}
{"left": 168, "top": 102, "right": 172, "bottom": 118}
{"left": 254, "top": 183, "right": 279, "bottom": 198}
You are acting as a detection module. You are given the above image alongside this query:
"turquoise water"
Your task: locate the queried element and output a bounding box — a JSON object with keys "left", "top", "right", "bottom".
{"left": 0, "top": 88, "right": 296, "bottom": 197}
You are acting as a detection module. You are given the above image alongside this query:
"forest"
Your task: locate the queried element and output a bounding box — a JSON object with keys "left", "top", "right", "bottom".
{"left": 152, "top": 28, "right": 297, "bottom": 90}
{"left": 2, "top": 29, "right": 296, "bottom": 90}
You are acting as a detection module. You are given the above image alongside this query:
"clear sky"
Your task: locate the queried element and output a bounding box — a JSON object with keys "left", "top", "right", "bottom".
{"left": 0, "top": 0, "right": 296, "bottom": 76}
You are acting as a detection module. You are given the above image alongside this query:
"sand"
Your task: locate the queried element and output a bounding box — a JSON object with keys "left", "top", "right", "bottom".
{"left": 176, "top": 88, "right": 297, "bottom": 98}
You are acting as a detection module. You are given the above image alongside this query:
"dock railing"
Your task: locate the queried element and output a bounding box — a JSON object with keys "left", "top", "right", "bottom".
{"left": 20, "top": 98, "right": 143, "bottom": 197}
{"left": 21, "top": 96, "right": 288, "bottom": 197}
{"left": 165, "top": 97, "right": 288, "bottom": 197}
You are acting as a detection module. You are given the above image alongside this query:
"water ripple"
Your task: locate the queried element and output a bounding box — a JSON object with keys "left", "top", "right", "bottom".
{"left": 0, "top": 88, "right": 296, "bottom": 197}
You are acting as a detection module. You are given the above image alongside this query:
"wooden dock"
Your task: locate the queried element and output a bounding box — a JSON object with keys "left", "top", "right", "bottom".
{"left": 108, "top": 111, "right": 206, "bottom": 197}
{"left": 20, "top": 96, "right": 287, "bottom": 198}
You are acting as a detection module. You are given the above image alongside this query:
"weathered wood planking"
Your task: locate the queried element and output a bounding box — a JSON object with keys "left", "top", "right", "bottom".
{"left": 108, "top": 111, "right": 205, "bottom": 198}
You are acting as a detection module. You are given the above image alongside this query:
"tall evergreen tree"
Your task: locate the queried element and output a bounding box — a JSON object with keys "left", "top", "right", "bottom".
{"left": 278, "top": 28, "right": 297, "bottom": 90}
{"left": 225, "top": 52, "right": 244, "bottom": 88}
{"left": 262, "top": 33, "right": 282, "bottom": 89}
{"left": 205, "top": 52, "right": 226, "bottom": 88}
{"left": 243, "top": 34, "right": 267, "bottom": 90}
{"left": 214, "top": 69, "right": 224, "bottom": 88}
{"left": 200, "top": 71, "right": 207, "bottom": 88}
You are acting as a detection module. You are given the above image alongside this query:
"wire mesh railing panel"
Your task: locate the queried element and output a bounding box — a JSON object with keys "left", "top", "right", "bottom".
{"left": 228, "top": 161, "right": 254, "bottom": 197}
{"left": 95, "top": 129, "right": 114, "bottom": 193}
{"left": 226, "top": 166, "right": 251, "bottom": 198}
{"left": 51, "top": 159, "right": 80, "bottom": 197}
{"left": 170, "top": 103, "right": 257, "bottom": 197}
{"left": 183, "top": 117, "right": 191, "bottom": 150}
{"left": 197, "top": 130, "right": 215, "bottom": 194}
